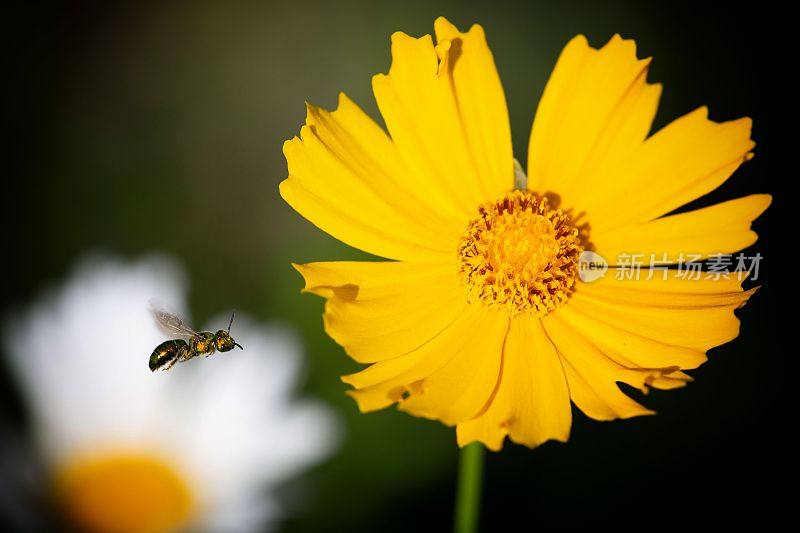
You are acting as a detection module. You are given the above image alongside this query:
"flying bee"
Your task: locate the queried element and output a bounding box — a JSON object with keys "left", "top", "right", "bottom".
{"left": 149, "top": 301, "right": 243, "bottom": 372}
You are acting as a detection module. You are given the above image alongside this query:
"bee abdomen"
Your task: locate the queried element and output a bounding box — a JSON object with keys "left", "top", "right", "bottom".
{"left": 150, "top": 339, "right": 188, "bottom": 371}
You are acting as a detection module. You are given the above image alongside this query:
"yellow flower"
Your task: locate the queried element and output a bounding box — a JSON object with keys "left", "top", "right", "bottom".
{"left": 280, "top": 17, "right": 770, "bottom": 450}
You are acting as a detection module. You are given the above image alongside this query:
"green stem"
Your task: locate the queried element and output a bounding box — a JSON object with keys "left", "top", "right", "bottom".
{"left": 453, "top": 442, "right": 485, "bottom": 533}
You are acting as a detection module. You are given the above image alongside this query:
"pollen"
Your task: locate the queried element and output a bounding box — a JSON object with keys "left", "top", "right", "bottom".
{"left": 458, "top": 190, "right": 583, "bottom": 316}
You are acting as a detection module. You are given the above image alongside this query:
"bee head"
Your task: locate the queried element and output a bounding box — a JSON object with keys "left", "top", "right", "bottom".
{"left": 215, "top": 312, "right": 243, "bottom": 352}
{"left": 214, "top": 330, "right": 243, "bottom": 352}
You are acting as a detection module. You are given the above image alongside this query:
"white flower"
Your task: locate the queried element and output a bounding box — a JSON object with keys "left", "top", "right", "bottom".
{"left": 2, "top": 254, "right": 341, "bottom": 532}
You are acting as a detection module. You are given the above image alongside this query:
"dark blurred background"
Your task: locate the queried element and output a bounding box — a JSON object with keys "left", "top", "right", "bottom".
{"left": 3, "top": 1, "right": 788, "bottom": 531}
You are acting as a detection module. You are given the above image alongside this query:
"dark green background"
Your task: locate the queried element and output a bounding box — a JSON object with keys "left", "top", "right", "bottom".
{"left": 3, "top": 1, "right": 786, "bottom": 531}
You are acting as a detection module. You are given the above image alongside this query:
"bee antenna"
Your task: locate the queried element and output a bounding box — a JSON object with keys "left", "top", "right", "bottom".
{"left": 234, "top": 343, "right": 244, "bottom": 350}
{"left": 227, "top": 311, "right": 236, "bottom": 333}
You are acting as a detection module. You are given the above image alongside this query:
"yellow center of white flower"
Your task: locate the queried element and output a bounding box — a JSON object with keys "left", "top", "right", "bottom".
{"left": 53, "top": 451, "right": 194, "bottom": 533}
{"left": 458, "top": 190, "right": 582, "bottom": 316}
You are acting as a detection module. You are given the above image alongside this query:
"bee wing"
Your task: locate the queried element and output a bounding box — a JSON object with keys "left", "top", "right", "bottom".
{"left": 149, "top": 299, "right": 200, "bottom": 339}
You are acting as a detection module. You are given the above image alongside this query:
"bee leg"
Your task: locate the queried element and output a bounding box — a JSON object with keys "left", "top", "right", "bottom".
{"left": 178, "top": 346, "right": 196, "bottom": 363}
{"left": 163, "top": 347, "right": 192, "bottom": 371}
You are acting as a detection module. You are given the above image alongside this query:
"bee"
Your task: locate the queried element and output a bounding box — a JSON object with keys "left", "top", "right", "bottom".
{"left": 149, "top": 301, "right": 243, "bottom": 371}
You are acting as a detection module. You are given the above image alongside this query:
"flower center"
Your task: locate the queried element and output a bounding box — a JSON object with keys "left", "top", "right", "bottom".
{"left": 458, "top": 190, "right": 582, "bottom": 316}
{"left": 53, "top": 451, "right": 195, "bottom": 533}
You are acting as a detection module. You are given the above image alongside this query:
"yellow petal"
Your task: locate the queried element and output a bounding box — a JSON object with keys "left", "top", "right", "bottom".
{"left": 456, "top": 315, "right": 571, "bottom": 451}
{"left": 372, "top": 18, "right": 513, "bottom": 221}
{"left": 433, "top": 17, "right": 514, "bottom": 199}
{"left": 542, "top": 314, "right": 665, "bottom": 421}
{"left": 527, "top": 35, "right": 661, "bottom": 209}
{"left": 398, "top": 307, "right": 508, "bottom": 425}
{"left": 577, "top": 269, "right": 756, "bottom": 308}
{"left": 293, "top": 261, "right": 466, "bottom": 363}
{"left": 344, "top": 304, "right": 508, "bottom": 423}
{"left": 566, "top": 275, "right": 754, "bottom": 352}
{"left": 593, "top": 194, "right": 771, "bottom": 264}
{"left": 648, "top": 370, "right": 693, "bottom": 391}
{"left": 554, "top": 305, "right": 706, "bottom": 370}
{"left": 581, "top": 107, "right": 754, "bottom": 233}
{"left": 527, "top": 36, "right": 755, "bottom": 235}
{"left": 280, "top": 94, "right": 460, "bottom": 262}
